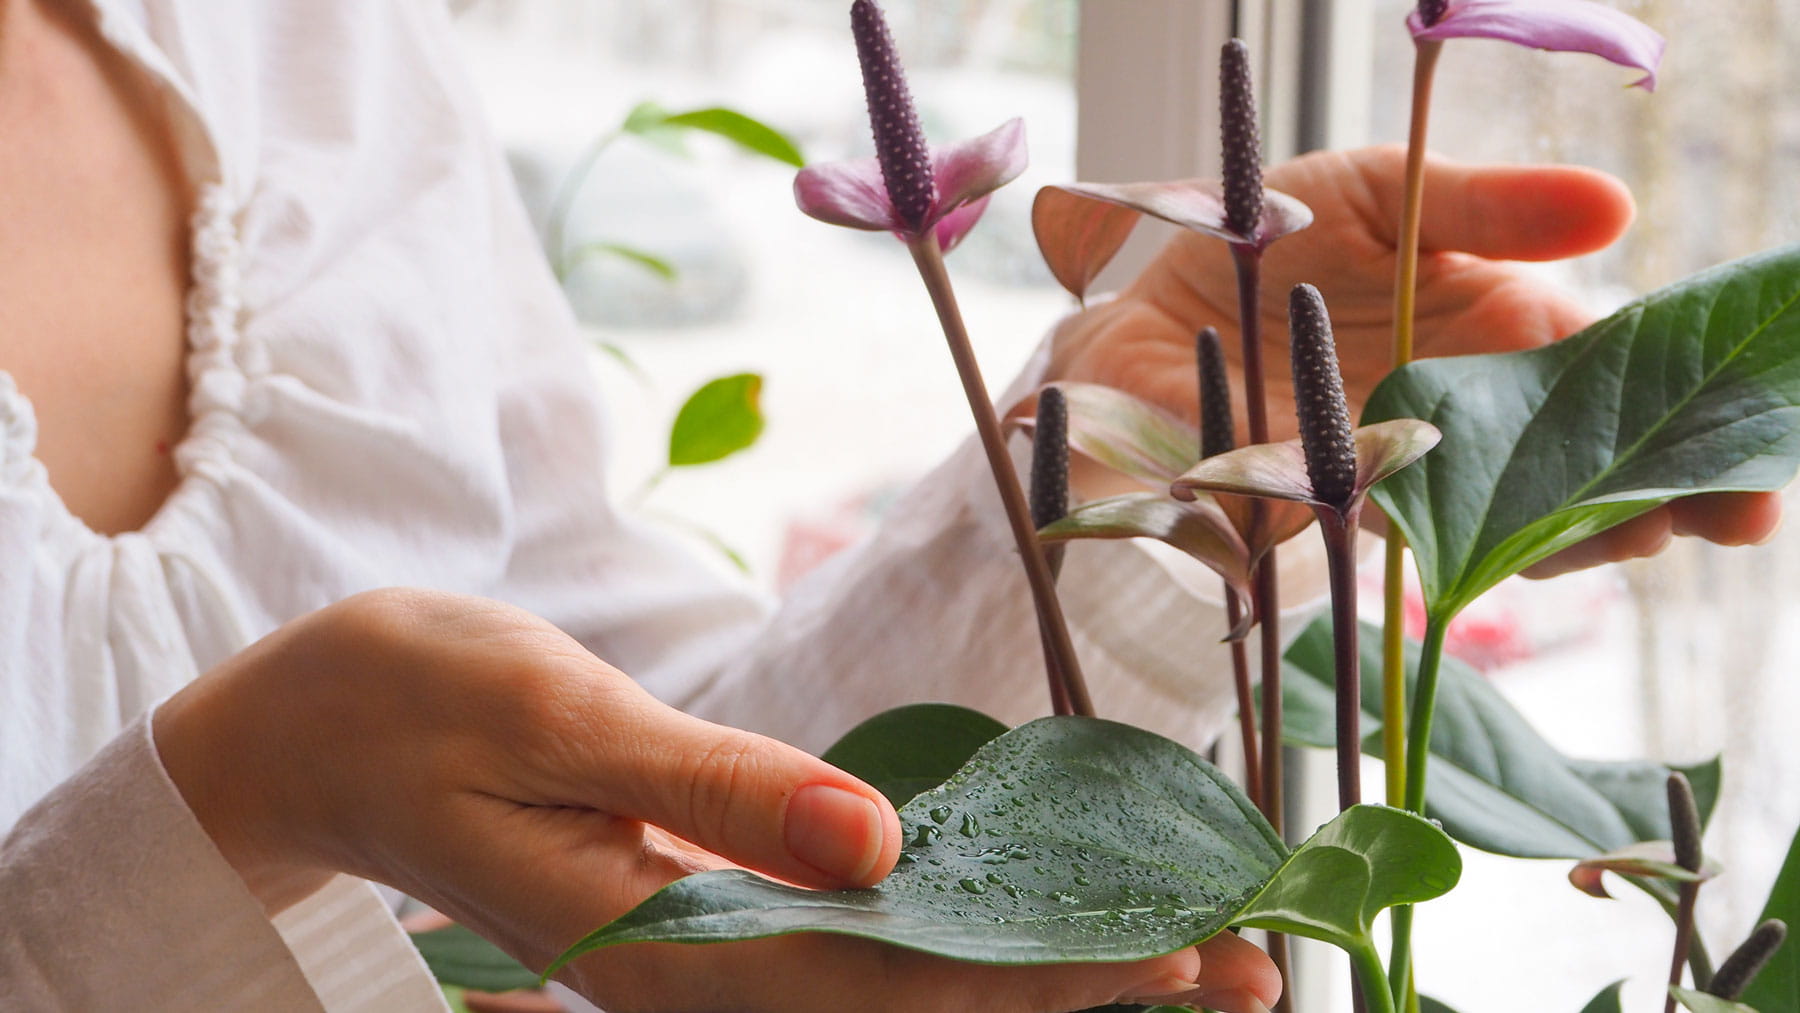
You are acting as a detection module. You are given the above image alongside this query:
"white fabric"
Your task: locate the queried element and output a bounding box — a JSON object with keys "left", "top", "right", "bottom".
{"left": 0, "top": 0, "right": 1317, "bottom": 1008}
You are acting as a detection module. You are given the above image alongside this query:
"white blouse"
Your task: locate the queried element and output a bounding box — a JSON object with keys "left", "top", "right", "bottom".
{"left": 0, "top": 0, "right": 1287, "bottom": 1008}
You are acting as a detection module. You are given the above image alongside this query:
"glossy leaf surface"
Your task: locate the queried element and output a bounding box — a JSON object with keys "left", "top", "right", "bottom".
{"left": 549, "top": 717, "right": 1285, "bottom": 973}
{"left": 1740, "top": 822, "right": 1800, "bottom": 1011}
{"left": 1366, "top": 245, "right": 1800, "bottom": 622}
{"left": 410, "top": 924, "right": 540, "bottom": 993}
{"left": 820, "top": 703, "right": 1007, "bottom": 807}
{"left": 668, "top": 373, "right": 765, "bottom": 467}
{"left": 1282, "top": 616, "right": 1720, "bottom": 859}
{"left": 1235, "top": 804, "right": 1461, "bottom": 954}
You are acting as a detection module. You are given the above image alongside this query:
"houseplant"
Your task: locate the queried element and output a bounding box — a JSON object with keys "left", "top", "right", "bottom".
{"left": 542, "top": 3, "right": 1800, "bottom": 1011}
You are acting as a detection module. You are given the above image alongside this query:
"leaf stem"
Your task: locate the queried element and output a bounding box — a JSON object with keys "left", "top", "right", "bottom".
{"left": 1350, "top": 942, "right": 1399, "bottom": 1013}
{"left": 1388, "top": 614, "right": 1448, "bottom": 1007}
{"left": 1319, "top": 507, "right": 1364, "bottom": 810}
{"left": 1380, "top": 37, "right": 1442, "bottom": 813}
{"left": 547, "top": 128, "right": 625, "bottom": 280}
{"left": 907, "top": 235, "right": 1093, "bottom": 717}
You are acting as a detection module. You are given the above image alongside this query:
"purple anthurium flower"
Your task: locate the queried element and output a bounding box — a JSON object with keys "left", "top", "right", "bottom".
{"left": 794, "top": 118, "right": 1027, "bottom": 252}
{"left": 1408, "top": 0, "right": 1666, "bottom": 90}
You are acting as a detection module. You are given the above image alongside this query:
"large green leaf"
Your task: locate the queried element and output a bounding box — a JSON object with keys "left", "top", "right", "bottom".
{"left": 1365, "top": 245, "right": 1800, "bottom": 621}
{"left": 1282, "top": 616, "right": 1720, "bottom": 859}
{"left": 548, "top": 717, "right": 1287, "bottom": 973}
{"left": 410, "top": 923, "right": 540, "bottom": 993}
{"left": 1235, "top": 804, "right": 1460, "bottom": 955}
{"left": 1579, "top": 981, "right": 1626, "bottom": 1013}
{"left": 821, "top": 703, "right": 1008, "bottom": 807}
{"left": 1740, "top": 823, "right": 1800, "bottom": 1011}
{"left": 668, "top": 373, "right": 765, "bottom": 467}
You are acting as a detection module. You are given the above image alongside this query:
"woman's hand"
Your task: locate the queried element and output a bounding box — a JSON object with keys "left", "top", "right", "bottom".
{"left": 1049, "top": 145, "right": 1780, "bottom": 573}
{"left": 154, "top": 589, "right": 1280, "bottom": 1012}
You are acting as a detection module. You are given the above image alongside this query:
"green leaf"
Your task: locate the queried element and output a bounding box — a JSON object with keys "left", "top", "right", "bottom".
{"left": 1578, "top": 980, "right": 1627, "bottom": 1013}
{"left": 1421, "top": 996, "right": 1468, "bottom": 1013}
{"left": 1365, "top": 244, "right": 1800, "bottom": 621}
{"left": 1671, "top": 986, "right": 1760, "bottom": 1013}
{"left": 564, "top": 241, "right": 678, "bottom": 280}
{"left": 617, "top": 100, "right": 690, "bottom": 156}
{"left": 410, "top": 923, "right": 540, "bottom": 993}
{"left": 668, "top": 373, "right": 765, "bottom": 467}
{"left": 1282, "top": 615, "right": 1720, "bottom": 859}
{"left": 547, "top": 717, "right": 1287, "bottom": 974}
{"left": 1235, "top": 804, "right": 1461, "bottom": 954}
{"left": 820, "top": 703, "right": 1008, "bottom": 807}
{"left": 1740, "top": 823, "right": 1800, "bottom": 1011}
{"left": 660, "top": 108, "right": 806, "bottom": 167}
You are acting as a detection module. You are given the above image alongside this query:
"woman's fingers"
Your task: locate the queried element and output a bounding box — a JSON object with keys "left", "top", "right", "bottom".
{"left": 1669, "top": 491, "right": 1783, "bottom": 545}
{"left": 1412, "top": 155, "right": 1635, "bottom": 261}
{"left": 542, "top": 683, "right": 901, "bottom": 890}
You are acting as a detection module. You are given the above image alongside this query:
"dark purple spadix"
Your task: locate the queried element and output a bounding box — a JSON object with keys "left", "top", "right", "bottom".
{"left": 1196, "top": 327, "right": 1236, "bottom": 459}
{"left": 1219, "top": 39, "right": 1264, "bottom": 240}
{"left": 1668, "top": 772, "right": 1703, "bottom": 873}
{"left": 1417, "top": 0, "right": 1450, "bottom": 27}
{"left": 1030, "top": 386, "right": 1070, "bottom": 531}
{"left": 1710, "top": 919, "right": 1788, "bottom": 1000}
{"left": 1289, "top": 285, "right": 1356, "bottom": 511}
{"left": 851, "top": 0, "right": 936, "bottom": 234}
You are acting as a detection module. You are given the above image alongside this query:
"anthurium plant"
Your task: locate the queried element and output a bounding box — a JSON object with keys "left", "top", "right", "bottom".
{"left": 547, "top": 3, "right": 1800, "bottom": 1011}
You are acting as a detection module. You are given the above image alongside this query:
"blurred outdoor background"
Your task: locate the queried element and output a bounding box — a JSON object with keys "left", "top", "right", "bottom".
{"left": 445, "top": 2, "right": 1799, "bottom": 1009}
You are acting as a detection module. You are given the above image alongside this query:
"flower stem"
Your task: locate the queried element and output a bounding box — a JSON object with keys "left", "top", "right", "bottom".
{"left": 1225, "top": 589, "right": 1262, "bottom": 806}
{"left": 1319, "top": 507, "right": 1364, "bottom": 810}
{"left": 1667, "top": 882, "right": 1699, "bottom": 1012}
{"left": 1231, "top": 241, "right": 1290, "bottom": 1012}
{"left": 907, "top": 235, "right": 1092, "bottom": 717}
{"left": 1380, "top": 37, "right": 1443, "bottom": 811}
{"left": 546, "top": 128, "right": 625, "bottom": 280}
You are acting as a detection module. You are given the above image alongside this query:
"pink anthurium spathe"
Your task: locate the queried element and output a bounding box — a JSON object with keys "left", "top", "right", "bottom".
{"left": 1408, "top": 0, "right": 1666, "bottom": 90}
{"left": 1032, "top": 180, "right": 1313, "bottom": 303}
{"left": 794, "top": 118, "right": 1027, "bottom": 253}
{"left": 1171, "top": 420, "right": 1442, "bottom": 515}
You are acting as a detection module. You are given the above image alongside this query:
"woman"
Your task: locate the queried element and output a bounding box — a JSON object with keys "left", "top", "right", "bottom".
{"left": 0, "top": 0, "right": 1776, "bottom": 1009}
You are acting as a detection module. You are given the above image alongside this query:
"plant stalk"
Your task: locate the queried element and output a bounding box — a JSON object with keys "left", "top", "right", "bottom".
{"left": 1388, "top": 614, "right": 1448, "bottom": 1006}
{"left": 1350, "top": 943, "right": 1399, "bottom": 1013}
{"left": 908, "top": 236, "right": 1093, "bottom": 717}
{"left": 1230, "top": 241, "right": 1290, "bottom": 1011}
{"left": 546, "top": 128, "right": 625, "bottom": 280}
{"left": 1319, "top": 507, "right": 1364, "bottom": 810}
{"left": 1225, "top": 589, "right": 1262, "bottom": 806}
{"left": 1666, "top": 881, "right": 1699, "bottom": 1013}
{"left": 1381, "top": 38, "right": 1442, "bottom": 812}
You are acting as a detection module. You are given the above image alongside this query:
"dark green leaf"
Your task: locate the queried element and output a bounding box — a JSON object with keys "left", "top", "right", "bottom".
{"left": 1366, "top": 245, "right": 1800, "bottom": 621}
{"left": 565, "top": 241, "right": 678, "bottom": 280}
{"left": 668, "top": 373, "right": 765, "bottom": 467}
{"left": 1670, "top": 986, "right": 1760, "bottom": 1013}
{"left": 821, "top": 703, "right": 1008, "bottom": 807}
{"left": 661, "top": 108, "right": 806, "bottom": 167}
{"left": 1740, "top": 823, "right": 1800, "bottom": 1011}
{"left": 1235, "top": 804, "right": 1461, "bottom": 955}
{"left": 1578, "top": 980, "right": 1626, "bottom": 1013}
{"left": 1282, "top": 615, "right": 1720, "bottom": 858}
{"left": 547, "top": 717, "right": 1286, "bottom": 974}
{"left": 1421, "top": 997, "right": 1467, "bottom": 1013}
{"left": 410, "top": 923, "right": 540, "bottom": 993}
